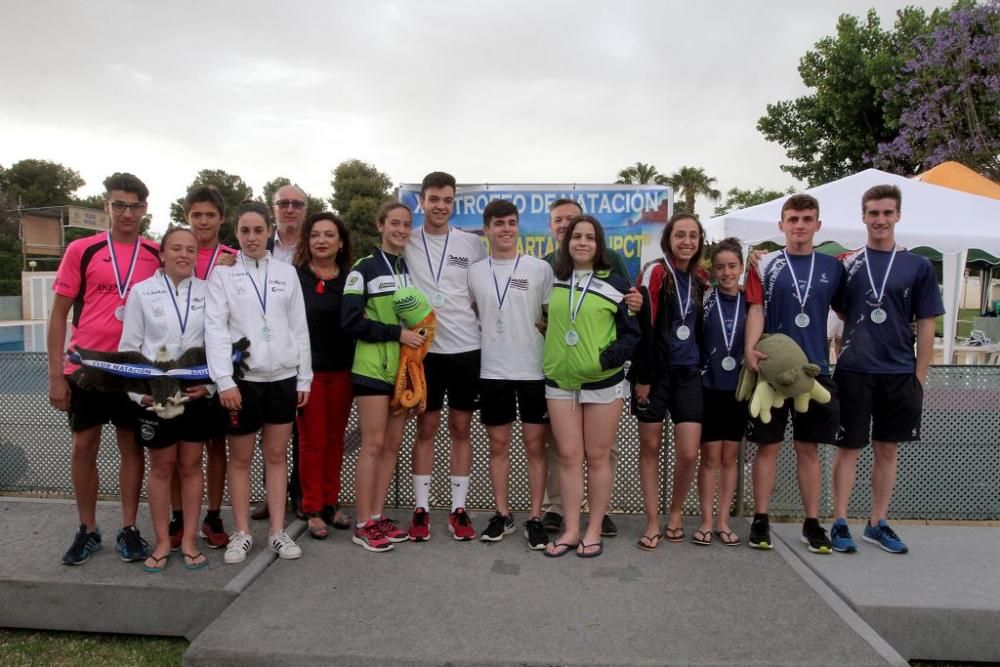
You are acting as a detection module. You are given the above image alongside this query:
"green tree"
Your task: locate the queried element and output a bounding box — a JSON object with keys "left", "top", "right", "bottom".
{"left": 615, "top": 162, "right": 665, "bottom": 185}
{"left": 664, "top": 166, "right": 721, "bottom": 218}
{"left": 169, "top": 169, "right": 254, "bottom": 246}
{"left": 713, "top": 186, "right": 795, "bottom": 216}
{"left": 329, "top": 159, "right": 394, "bottom": 260}
{"left": 0, "top": 159, "right": 84, "bottom": 208}
{"left": 757, "top": 7, "right": 938, "bottom": 185}
{"left": 261, "top": 177, "right": 327, "bottom": 215}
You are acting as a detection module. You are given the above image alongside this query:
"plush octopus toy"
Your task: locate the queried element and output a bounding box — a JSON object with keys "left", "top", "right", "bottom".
{"left": 735, "top": 333, "right": 831, "bottom": 423}
{"left": 391, "top": 286, "right": 437, "bottom": 415}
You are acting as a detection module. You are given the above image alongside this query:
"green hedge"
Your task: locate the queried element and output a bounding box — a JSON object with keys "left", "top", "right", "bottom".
{"left": 0, "top": 279, "right": 21, "bottom": 296}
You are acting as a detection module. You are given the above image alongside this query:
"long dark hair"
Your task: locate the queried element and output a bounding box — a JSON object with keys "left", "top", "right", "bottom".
{"left": 554, "top": 215, "right": 611, "bottom": 281}
{"left": 659, "top": 213, "right": 705, "bottom": 273}
{"left": 294, "top": 211, "right": 352, "bottom": 275}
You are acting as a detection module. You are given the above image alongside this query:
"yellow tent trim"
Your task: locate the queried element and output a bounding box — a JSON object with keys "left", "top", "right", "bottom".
{"left": 914, "top": 161, "right": 1000, "bottom": 200}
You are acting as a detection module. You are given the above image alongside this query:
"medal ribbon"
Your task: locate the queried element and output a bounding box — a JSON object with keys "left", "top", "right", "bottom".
{"left": 106, "top": 232, "right": 141, "bottom": 301}
{"left": 662, "top": 256, "right": 692, "bottom": 324}
{"left": 198, "top": 244, "right": 224, "bottom": 280}
{"left": 241, "top": 254, "right": 269, "bottom": 319}
{"left": 783, "top": 250, "right": 815, "bottom": 314}
{"left": 379, "top": 249, "right": 405, "bottom": 289}
{"left": 490, "top": 254, "right": 521, "bottom": 313}
{"left": 715, "top": 291, "right": 741, "bottom": 357}
{"left": 863, "top": 245, "right": 897, "bottom": 307}
{"left": 421, "top": 229, "right": 450, "bottom": 289}
{"left": 568, "top": 271, "right": 595, "bottom": 324}
{"left": 163, "top": 272, "right": 192, "bottom": 335}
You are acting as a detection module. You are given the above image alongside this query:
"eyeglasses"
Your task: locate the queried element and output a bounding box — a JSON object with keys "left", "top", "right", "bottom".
{"left": 108, "top": 201, "right": 148, "bottom": 214}
{"left": 275, "top": 199, "right": 306, "bottom": 210}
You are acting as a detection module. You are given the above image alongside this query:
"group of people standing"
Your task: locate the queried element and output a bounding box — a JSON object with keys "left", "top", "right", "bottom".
{"left": 48, "top": 169, "right": 941, "bottom": 570}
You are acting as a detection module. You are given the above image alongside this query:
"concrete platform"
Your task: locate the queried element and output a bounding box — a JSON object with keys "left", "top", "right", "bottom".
{"left": 772, "top": 522, "right": 1000, "bottom": 663}
{"left": 184, "top": 512, "right": 902, "bottom": 666}
{"left": 0, "top": 497, "right": 301, "bottom": 640}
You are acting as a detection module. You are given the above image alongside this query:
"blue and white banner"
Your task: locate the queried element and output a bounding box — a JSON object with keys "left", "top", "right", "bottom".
{"left": 398, "top": 184, "right": 672, "bottom": 281}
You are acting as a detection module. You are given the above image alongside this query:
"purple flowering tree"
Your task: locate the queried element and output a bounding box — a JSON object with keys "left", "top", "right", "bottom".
{"left": 875, "top": 1, "right": 1000, "bottom": 180}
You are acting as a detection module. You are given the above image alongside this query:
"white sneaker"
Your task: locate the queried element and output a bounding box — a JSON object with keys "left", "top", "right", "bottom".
{"left": 269, "top": 531, "right": 302, "bottom": 560}
{"left": 224, "top": 531, "right": 253, "bottom": 564}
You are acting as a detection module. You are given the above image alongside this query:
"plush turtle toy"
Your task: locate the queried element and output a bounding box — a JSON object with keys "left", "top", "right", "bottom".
{"left": 735, "top": 333, "right": 831, "bottom": 424}
{"left": 391, "top": 286, "right": 437, "bottom": 415}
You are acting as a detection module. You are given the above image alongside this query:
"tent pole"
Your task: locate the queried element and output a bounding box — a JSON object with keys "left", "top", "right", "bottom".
{"left": 941, "top": 250, "right": 968, "bottom": 362}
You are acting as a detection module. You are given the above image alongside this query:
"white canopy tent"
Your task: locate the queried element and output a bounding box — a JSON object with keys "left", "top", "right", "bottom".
{"left": 705, "top": 168, "right": 1000, "bottom": 363}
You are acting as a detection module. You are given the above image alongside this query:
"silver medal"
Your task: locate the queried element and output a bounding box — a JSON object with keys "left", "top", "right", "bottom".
{"left": 261, "top": 325, "right": 273, "bottom": 341}
{"left": 676, "top": 325, "right": 691, "bottom": 341}
{"left": 870, "top": 307, "right": 887, "bottom": 324}
{"left": 114, "top": 305, "right": 126, "bottom": 321}
{"left": 721, "top": 355, "right": 737, "bottom": 372}
{"left": 794, "top": 312, "right": 811, "bottom": 328}
{"left": 564, "top": 329, "right": 579, "bottom": 346}
{"left": 495, "top": 318, "right": 505, "bottom": 334}
{"left": 431, "top": 292, "right": 445, "bottom": 307}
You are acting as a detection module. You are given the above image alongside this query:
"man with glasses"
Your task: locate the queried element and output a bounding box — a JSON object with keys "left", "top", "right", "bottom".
{"left": 48, "top": 172, "right": 161, "bottom": 565}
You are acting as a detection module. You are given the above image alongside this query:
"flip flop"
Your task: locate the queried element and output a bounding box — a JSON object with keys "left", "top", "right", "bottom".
{"left": 691, "top": 530, "right": 713, "bottom": 546}
{"left": 637, "top": 533, "right": 663, "bottom": 551}
{"left": 183, "top": 551, "right": 208, "bottom": 570}
{"left": 663, "top": 527, "right": 685, "bottom": 543}
{"left": 332, "top": 513, "right": 352, "bottom": 530}
{"left": 715, "top": 530, "right": 742, "bottom": 547}
{"left": 307, "top": 517, "right": 330, "bottom": 540}
{"left": 142, "top": 554, "right": 169, "bottom": 573}
{"left": 577, "top": 540, "right": 604, "bottom": 558}
{"left": 543, "top": 541, "right": 579, "bottom": 558}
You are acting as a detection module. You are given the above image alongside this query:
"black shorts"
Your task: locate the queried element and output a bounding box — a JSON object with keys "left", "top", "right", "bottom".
{"left": 746, "top": 374, "right": 840, "bottom": 445}
{"left": 424, "top": 350, "right": 480, "bottom": 412}
{"left": 701, "top": 387, "right": 747, "bottom": 443}
{"left": 479, "top": 379, "right": 549, "bottom": 426}
{"left": 834, "top": 369, "right": 924, "bottom": 448}
{"left": 352, "top": 382, "right": 393, "bottom": 397}
{"left": 67, "top": 377, "right": 133, "bottom": 432}
{"left": 631, "top": 366, "right": 703, "bottom": 424}
{"left": 227, "top": 377, "right": 298, "bottom": 435}
{"left": 133, "top": 397, "right": 217, "bottom": 449}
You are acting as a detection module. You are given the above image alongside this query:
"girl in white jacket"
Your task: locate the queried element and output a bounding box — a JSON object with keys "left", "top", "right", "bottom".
{"left": 119, "top": 227, "right": 214, "bottom": 572}
{"left": 206, "top": 201, "right": 312, "bottom": 563}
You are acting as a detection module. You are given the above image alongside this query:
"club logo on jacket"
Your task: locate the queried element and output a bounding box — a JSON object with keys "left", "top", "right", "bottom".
{"left": 510, "top": 278, "right": 530, "bottom": 291}
{"left": 447, "top": 255, "right": 470, "bottom": 269}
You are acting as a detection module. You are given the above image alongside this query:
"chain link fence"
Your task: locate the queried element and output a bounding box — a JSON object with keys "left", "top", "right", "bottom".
{"left": 2, "top": 352, "right": 998, "bottom": 519}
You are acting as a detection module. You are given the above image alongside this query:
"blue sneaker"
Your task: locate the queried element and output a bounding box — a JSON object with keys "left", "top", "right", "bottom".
{"left": 863, "top": 520, "right": 908, "bottom": 554}
{"left": 116, "top": 525, "right": 150, "bottom": 562}
{"left": 62, "top": 524, "right": 102, "bottom": 565}
{"left": 830, "top": 518, "right": 857, "bottom": 553}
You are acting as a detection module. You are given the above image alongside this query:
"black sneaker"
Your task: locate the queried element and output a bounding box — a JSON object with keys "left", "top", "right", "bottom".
{"left": 62, "top": 524, "right": 102, "bottom": 566}
{"left": 116, "top": 525, "right": 149, "bottom": 562}
{"left": 541, "top": 511, "right": 563, "bottom": 533}
{"left": 524, "top": 518, "right": 548, "bottom": 550}
{"left": 801, "top": 519, "right": 832, "bottom": 554}
{"left": 600, "top": 514, "right": 618, "bottom": 537}
{"left": 748, "top": 515, "right": 773, "bottom": 550}
{"left": 480, "top": 512, "right": 515, "bottom": 542}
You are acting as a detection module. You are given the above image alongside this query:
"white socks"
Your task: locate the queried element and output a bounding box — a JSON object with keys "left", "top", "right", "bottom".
{"left": 413, "top": 474, "right": 431, "bottom": 511}
{"left": 451, "top": 475, "right": 469, "bottom": 512}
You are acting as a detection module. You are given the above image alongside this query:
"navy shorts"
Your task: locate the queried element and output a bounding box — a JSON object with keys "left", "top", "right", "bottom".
{"left": 631, "top": 366, "right": 703, "bottom": 424}
{"left": 834, "top": 369, "right": 923, "bottom": 448}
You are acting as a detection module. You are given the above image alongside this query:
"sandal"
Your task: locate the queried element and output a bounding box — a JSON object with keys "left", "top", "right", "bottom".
{"left": 691, "top": 529, "right": 713, "bottom": 546}
{"left": 637, "top": 533, "right": 663, "bottom": 551}
{"left": 663, "top": 526, "right": 685, "bottom": 543}
{"left": 323, "top": 504, "right": 352, "bottom": 530}
{"left": 715, "top": 530, "right": 741, "bottom": 546}
{"left": 183, "top": 551, "right": 208, "bottom": 570}
{"left": 577, "top": 540, "right": 604, "bottom": 558}
{"left": 307, "top": 515, "right": 329, "bottom": 540}
{"left": 142, "top": 554, "right": 169, "bottom": 573}
{"left": 543, "top": 541, "right": 579, "bottom": 558}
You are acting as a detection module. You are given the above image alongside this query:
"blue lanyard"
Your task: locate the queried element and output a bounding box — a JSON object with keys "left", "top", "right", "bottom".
{"left": 490, "top": 254, "right": 520, "bottom": 312}
{"left": 421, "top": 229, "right": 450, "bottom": 287}
{"left": 241, "top": 254, "right": 268, "bottom": 318}
{"left": 163, "top": 272, "right": 192, "bottom": 335}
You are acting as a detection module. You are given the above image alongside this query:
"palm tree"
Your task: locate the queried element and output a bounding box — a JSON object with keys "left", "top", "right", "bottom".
{"left": 616, "top": 162, "right": 662, "bottom": 185}
{"left": 665, "top": 166, "right": 721, "bottom": 217}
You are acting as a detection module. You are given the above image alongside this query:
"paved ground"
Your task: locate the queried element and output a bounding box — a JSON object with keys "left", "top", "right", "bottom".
{"left": 184, "top": 512, "right": 900, "bottom": 666}
{"left": 0, "top": 497, "right": 300, "bottom": 639}
{"left": 772, "top": 521, "right": 1000, "bottom": 663}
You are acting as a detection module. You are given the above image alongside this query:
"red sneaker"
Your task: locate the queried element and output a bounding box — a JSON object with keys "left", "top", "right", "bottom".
{"left": 352, "top": 520, "right": 393, "bottom": 553}
{"left": 449, "top": 508, "right": 476, "bottom": 541}
{"left": 199, "top": 515, "right": 230, "bottom": 549}
{"left": 168, "top": 517, "right": 183, "bottom": 551}
{"left": 408, "top": 508, "right": 431, "bottom": 542}
{"left": 377, "top": 517, "right": 409, "bottom": 543}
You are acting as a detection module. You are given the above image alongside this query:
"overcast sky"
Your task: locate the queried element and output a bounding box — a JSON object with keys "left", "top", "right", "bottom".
{"left": 1, "top": 0, "right": 948, "bottom": 231}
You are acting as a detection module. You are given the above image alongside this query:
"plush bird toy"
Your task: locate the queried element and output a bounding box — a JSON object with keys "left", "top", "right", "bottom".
{"left": 735, "top": 333, "right": 831, "bottom": 424}
{"left": 68, "top": 338, "right": 251, "bottom": 419}
{"left": 391, "top": 286, "right": 436, "bottom": 415}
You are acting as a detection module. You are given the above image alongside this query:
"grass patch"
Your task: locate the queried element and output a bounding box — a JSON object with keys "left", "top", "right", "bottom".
{"left": 936, "top": 308, "right": 981, "bottom": 339}
{"left": 0, "top": 628, "right": 187, "bottom": 666}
